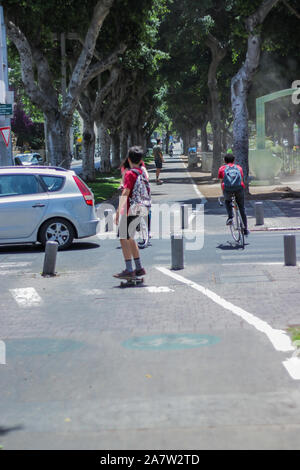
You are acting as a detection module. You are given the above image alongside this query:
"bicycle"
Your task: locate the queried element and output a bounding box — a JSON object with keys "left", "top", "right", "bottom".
{"left": 228, "top": 194, "right": 245, "bottom": 248}
{"left": 135, "top": 214, "right": 150, "bottom": 249}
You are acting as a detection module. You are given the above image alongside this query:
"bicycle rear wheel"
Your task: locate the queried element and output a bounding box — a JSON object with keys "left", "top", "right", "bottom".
{"left": 136, "top": 216, "right": 149, "bottom": 249}
{"left": 238, "top": 212, "right": 245, "bottom": 249}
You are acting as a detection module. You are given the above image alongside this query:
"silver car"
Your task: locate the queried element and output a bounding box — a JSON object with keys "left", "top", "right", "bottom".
{"left": 0, "top": 166, "right": 99, "bottom": 250}
{"left": 14, "top": 153, "right": 44, "bottom": 166}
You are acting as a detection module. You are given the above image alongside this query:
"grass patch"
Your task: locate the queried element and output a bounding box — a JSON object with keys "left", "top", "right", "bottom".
{"left": 288, "top": 327, "right": 300, "bottom": 343}
{"left": 287, "top": 327, "right": 300, "bottom": 354}
{"left": 88, "top": 171, "right": 121, "bottom": 204}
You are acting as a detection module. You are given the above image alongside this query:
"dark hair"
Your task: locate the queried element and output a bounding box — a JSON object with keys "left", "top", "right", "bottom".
{"left": 127, "top": 146, "right": 143, "bottom": 164}
{"left": 224, "top": 153, "right": 235, "bottom": 164}
{"left": 157, "top": 139, "right": 161, "bottom": 144}
{"left": 120, "top": 156, "right": 130, "bottom": 170}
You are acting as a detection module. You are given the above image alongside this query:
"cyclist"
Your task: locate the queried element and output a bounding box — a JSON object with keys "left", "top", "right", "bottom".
{"left": 218, "top": 153, "right": 249, "bottom": 236}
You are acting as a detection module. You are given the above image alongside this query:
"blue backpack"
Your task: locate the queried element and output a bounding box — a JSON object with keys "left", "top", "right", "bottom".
{"left": 223, "top": 164, "right": 242, "bottom": 190}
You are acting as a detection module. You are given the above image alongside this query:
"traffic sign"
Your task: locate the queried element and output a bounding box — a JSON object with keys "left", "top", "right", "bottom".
{"left": 0, "top": 104, "right": 12, "bottom": 115}
{"left": 0, "top": 127, "right": 11, "bottom": 147}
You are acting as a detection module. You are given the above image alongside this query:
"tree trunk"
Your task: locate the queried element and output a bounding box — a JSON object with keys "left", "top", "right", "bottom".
{"left": 206, "top": 33, "right": 227, "bottom": 178}
{"left": 111, "top": 132, "right": 121, "bottom": 169}
{"left": 183, "top": 130, "right": 189, "bottom": 155}
{"left": 46, "top": 113, "right": 72, "bottom": 168}
{"left": 231, "top": 0, "right": 280, "bottom": 191}
{"left": 189, "top": 127, "right": 198, "bottom": 147}
{"left": 98, "top": 122, "right": 111, "bottom": 173}
{"left": 200, "top": 120, "right": 209, "bottom": 151}
{"left": 120, "top": 123, "right": 129, "bottom": 161}
{"left": 165, "top": 126, "right": 170, "bottom": 154}
{"left": 81, "top": 118, "right": 96, "bottom": 181}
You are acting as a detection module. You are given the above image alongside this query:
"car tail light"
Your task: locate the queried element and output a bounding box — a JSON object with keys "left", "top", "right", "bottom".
{"left": 73, "top": 176, "right": 94, "bottom": 206}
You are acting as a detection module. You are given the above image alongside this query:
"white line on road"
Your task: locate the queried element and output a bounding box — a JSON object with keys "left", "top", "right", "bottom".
{"left": 10, "top": 288, "right": 43, "bottom": 308}
{"left": 221, "top": 254, "right": 281, "bottom": 260}
{"left": 222, "top": 262, "right": 284, "bottom": 266}
{"left": 146, "top": 286, "right": 174, "bottom": 293}
{"left": 0, "top": 262, "right": 32, "bottom": 268}
{"left": 282, "top": 357, "right": 300, "bottom": 380}
{"left": 156, "top": 267, "right": 299, "bottom": 380}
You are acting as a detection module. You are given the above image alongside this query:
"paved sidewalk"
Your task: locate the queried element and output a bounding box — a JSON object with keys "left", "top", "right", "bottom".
{"left": 186, "top": 158, "right": 300, "bottom": 232}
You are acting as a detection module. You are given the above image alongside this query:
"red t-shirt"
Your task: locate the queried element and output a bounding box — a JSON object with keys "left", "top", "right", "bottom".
{"left": 121, "top": 160, "right": 145, "bottom": 176}
{"left": 123, "top": 167, "right": 143, "bottom": 213}
{"left": 218, "top": 163, "right": 245, "bottom": 190}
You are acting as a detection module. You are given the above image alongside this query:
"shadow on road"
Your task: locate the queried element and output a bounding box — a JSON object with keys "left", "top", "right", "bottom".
{"left": 216, "top": 242, "right": 248, "bottom": 250}
{"left": 0, "top": 241, "right": 100, "bottom": 255}
{"left": 0, "top": 425, "right": 23, "bottom": 436}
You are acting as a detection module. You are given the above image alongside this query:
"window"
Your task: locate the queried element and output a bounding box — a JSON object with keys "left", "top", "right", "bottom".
{"left": 40, "top": 175, "right": 64, "bottom": 192}
{"left": 0, "top": 174, "right": 44, "bottom": 197}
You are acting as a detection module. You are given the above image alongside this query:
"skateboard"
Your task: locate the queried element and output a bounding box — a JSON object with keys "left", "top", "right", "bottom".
{"left": 120, "top": 276, "right": 144, "bottom": 288}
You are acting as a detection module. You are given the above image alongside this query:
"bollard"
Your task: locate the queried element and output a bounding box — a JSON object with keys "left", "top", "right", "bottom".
{"left": 42, "top": 241, "right": 58, "bottom": 276}
{"left": 284, "top": 234, "right": 297, "bottom": 266}
{"left": 171, "top": 234, "right": 184, "bottom": 270}
{"left": 181, "top": 204, "right": 189, "bottom": 230}
{"left": 255, "top": 202, "right": 264, "bottom": 225}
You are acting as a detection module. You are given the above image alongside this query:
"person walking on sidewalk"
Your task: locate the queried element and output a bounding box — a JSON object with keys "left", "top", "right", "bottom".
{"left": 153, "top": 139, "right": 164, "bottom": 185}
{"left": 218, "top": 153, "right": 250, "bottom": 236}
{"left": 114, "top": 146, "right": 150, "bottom": 280}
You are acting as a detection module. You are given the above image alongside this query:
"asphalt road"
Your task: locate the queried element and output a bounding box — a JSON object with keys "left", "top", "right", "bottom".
{"left": 0, "top": 154, "right": 300, "bottom": 450}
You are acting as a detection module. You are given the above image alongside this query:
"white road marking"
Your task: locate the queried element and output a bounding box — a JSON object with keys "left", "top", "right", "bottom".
{"left": 146, "top": 286, "right": 174, "bottom": 293}
{"left": 0, "top": 262, "right": 32, "bottom": 268}
{"left": 282, "top": 357, "right": 300, "bottom": 380}
{"left": 156, "top": 267, "right": 299, "bottom": 380}
{"left": 221, "top": 254, "right": 280, "bottom": 260}
{"left": 182, "top": 160, "right": 207, "bottom": 205}
{"left": 82, "top": 289, "right": 105, "bottom": 296}
{"left": 222, "top": 262, "right": 284, "bottom": 266}
{"left": 0, "top": 262, "right": 33, "bottom": 275}
{"left": 10, "top": 288, "right": 43, "bottom": 308}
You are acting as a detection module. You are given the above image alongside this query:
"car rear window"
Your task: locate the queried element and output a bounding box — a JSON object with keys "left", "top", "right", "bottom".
{"left": 0, "top": 174, "right": 44, "bottom": 197}
{"left": 40, "top": 175, "right": 65, "bottom": 192}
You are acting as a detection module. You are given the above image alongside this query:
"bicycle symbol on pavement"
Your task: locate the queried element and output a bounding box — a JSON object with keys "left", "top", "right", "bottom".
{"left": 122, "top": 334, "right": 220, "bottom": 351}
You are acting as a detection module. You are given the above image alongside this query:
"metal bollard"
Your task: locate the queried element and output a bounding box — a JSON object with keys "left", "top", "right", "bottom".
{"left": 42, "top": 241, "right": 58, "bottom": 276}
{"left": 181, "top": 204, "right": 189, "bottom": 230}
{"left": 171, "top": 234, "right": 184, "bottom": 270}
{"left": 255, "top": 202, "right": 264, "bottom": 225}
{"left": 284, "top": 234, "right": 297, "bottom": 266}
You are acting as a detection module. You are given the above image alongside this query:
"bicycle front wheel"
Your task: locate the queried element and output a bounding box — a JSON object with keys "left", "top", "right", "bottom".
{"left": 230, "top": 212, "right": 241, "bottom": 243}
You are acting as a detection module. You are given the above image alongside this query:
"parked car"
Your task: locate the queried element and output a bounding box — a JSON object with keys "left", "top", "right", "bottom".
{"left": 0, "top": 167, "right": 99, "bottom": 250}
{"left": 13, "top": 153, "right": 44, "bottom": 166}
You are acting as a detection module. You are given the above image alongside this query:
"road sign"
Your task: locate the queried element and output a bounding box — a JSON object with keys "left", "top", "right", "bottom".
{"left": 0, "top": 103, "right": 12, "bottom": 115}
{"left": 0, "top": 126, "right": 11, "bottom": 147}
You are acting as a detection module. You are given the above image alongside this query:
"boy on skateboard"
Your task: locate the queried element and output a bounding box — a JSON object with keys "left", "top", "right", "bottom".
{"left": 114, "top": 146, "right": 150, "bottom": 280}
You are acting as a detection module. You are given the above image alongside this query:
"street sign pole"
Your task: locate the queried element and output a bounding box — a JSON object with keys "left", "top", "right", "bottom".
{"left": 0, "top": 5, "right": 13, "bottom": 166}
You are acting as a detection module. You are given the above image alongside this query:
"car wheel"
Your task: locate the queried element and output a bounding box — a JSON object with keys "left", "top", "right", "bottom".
{"left": 39, "top": 218, "right": 75, "bottom": 250}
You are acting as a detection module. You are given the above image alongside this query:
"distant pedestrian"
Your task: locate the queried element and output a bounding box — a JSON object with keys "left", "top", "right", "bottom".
{"left": 153, "top": 138, "right": 164, "bottom": 184}
{"left": 114, "top": 146, "right": 151, "bottom": 280}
